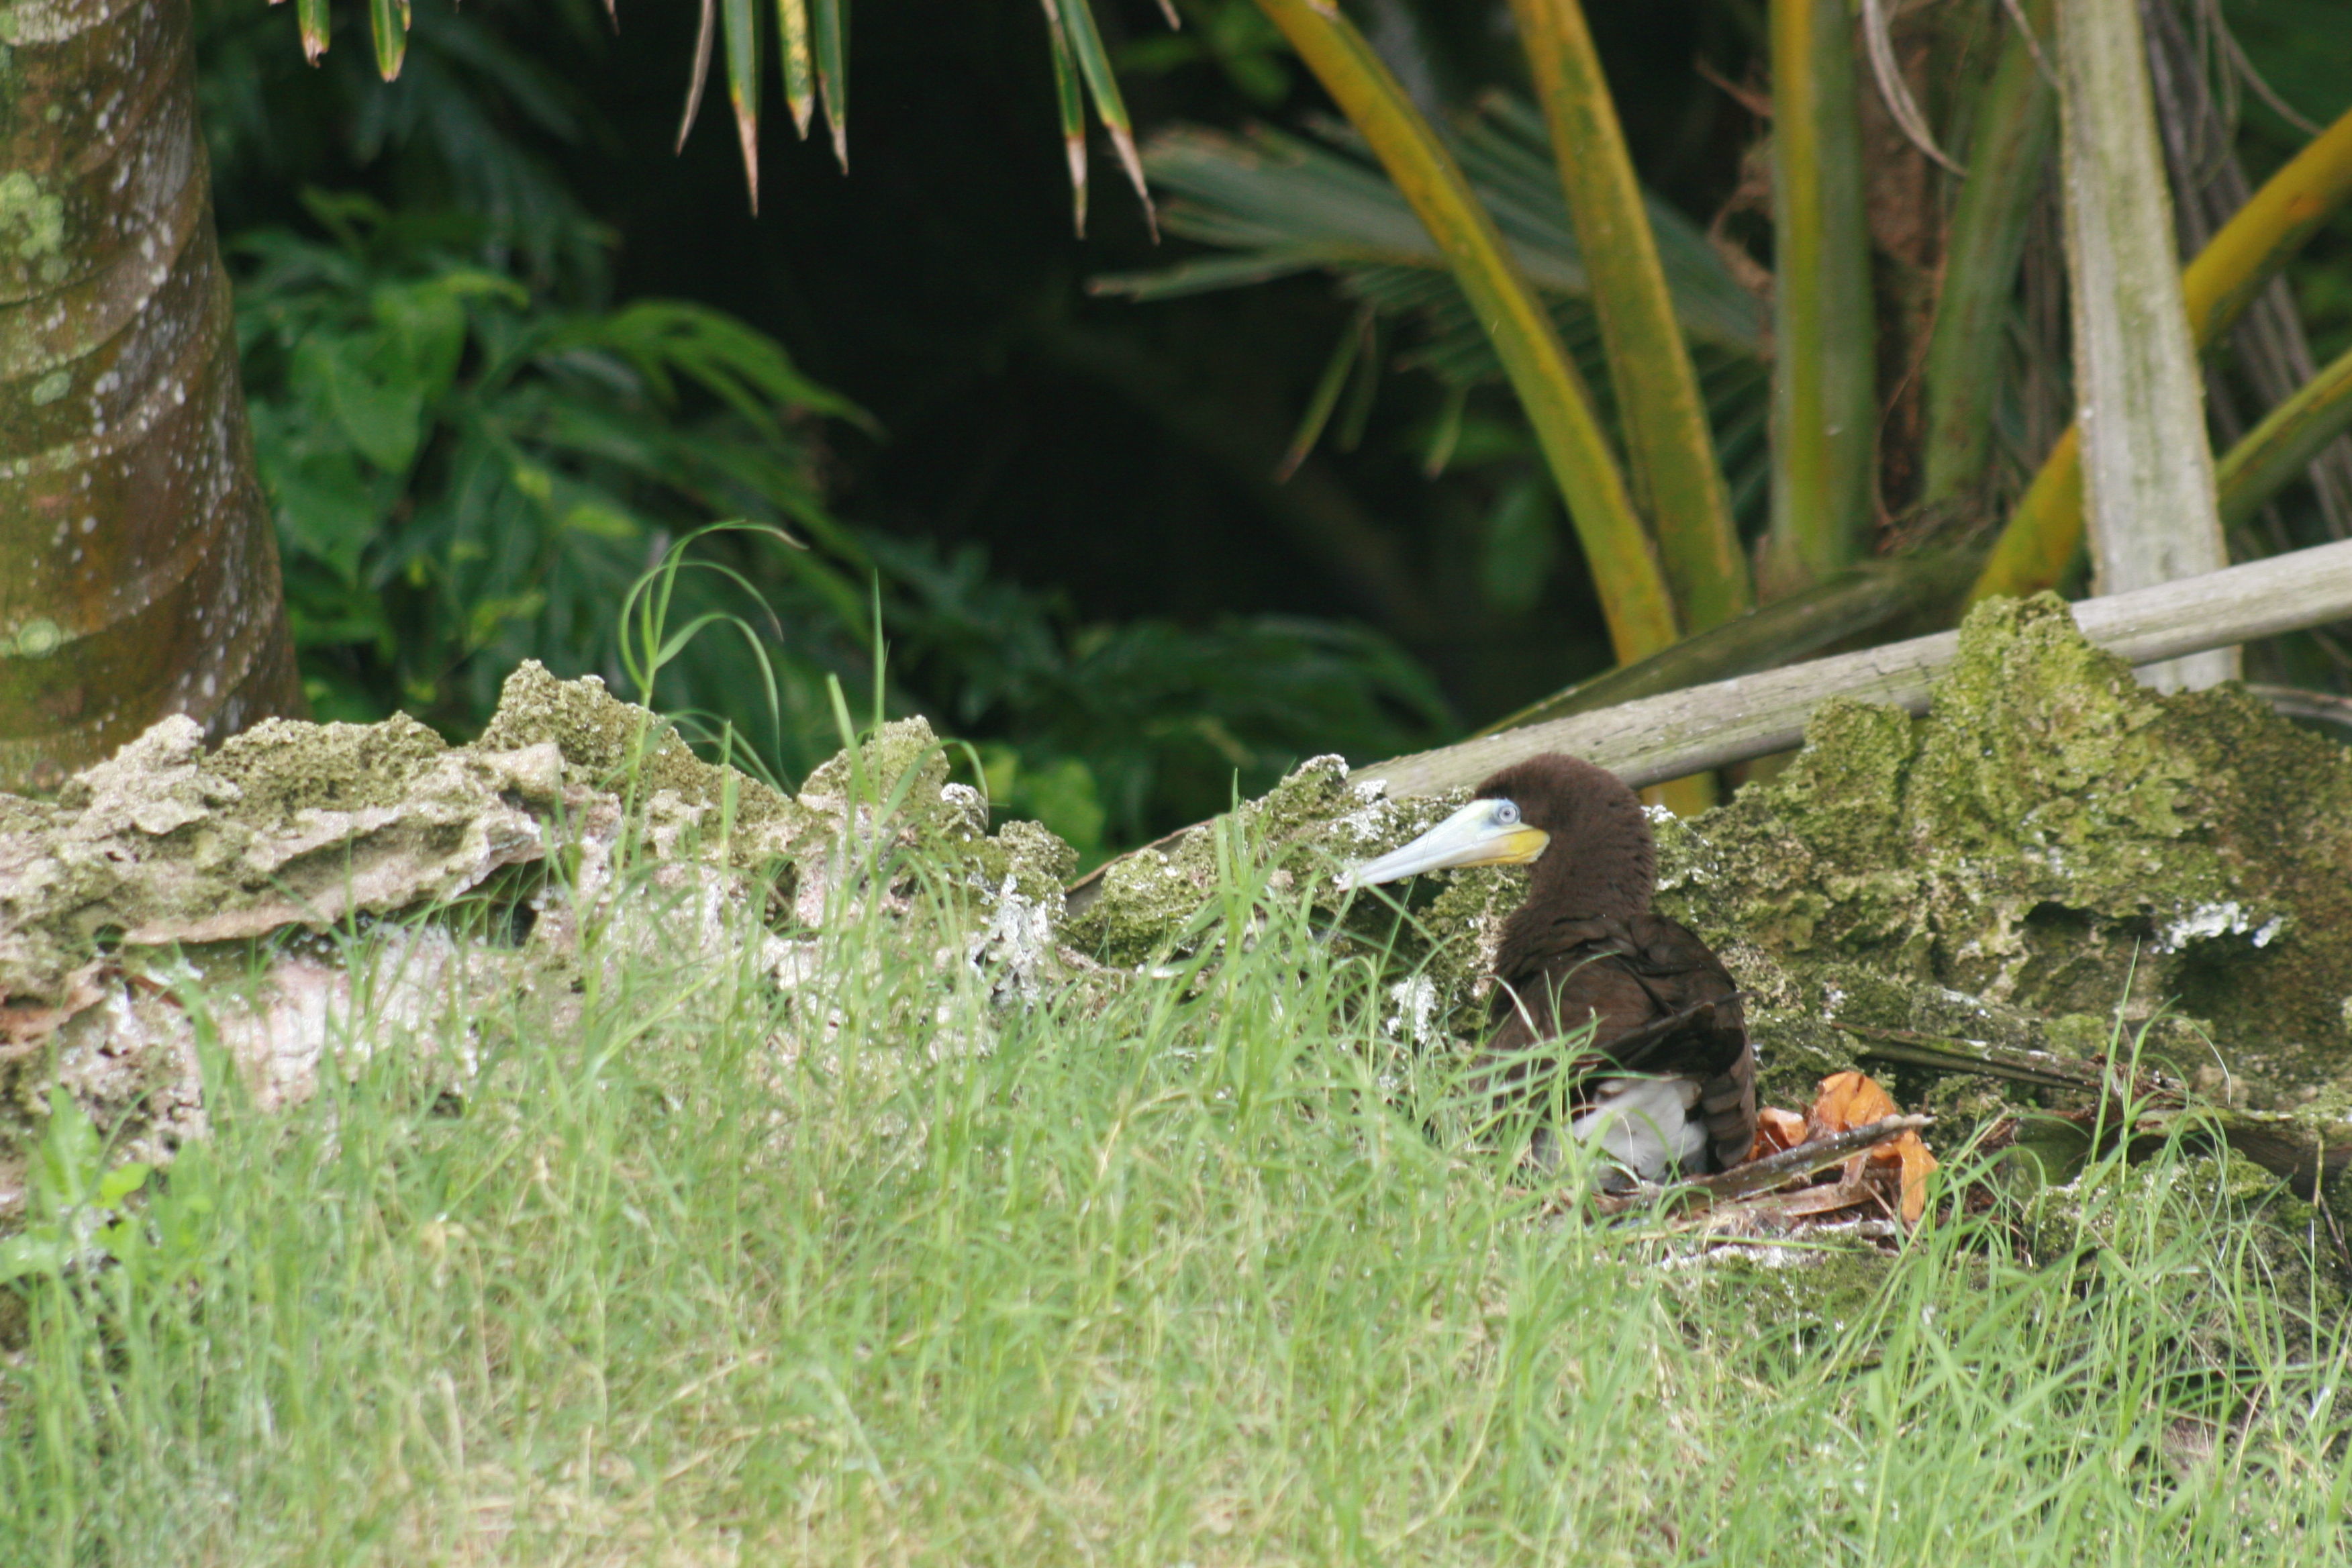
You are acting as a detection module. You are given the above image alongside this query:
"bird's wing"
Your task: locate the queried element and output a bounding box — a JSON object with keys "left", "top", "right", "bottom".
{"left": 1499, "top": 916, "right": 1743, "bottom": 1050}
{"left": 1491, "top": 913, "right": 1757, "bottom": 1169}
{"left": 1600, "top": 990, "right": 1749, "bottom": 1073}
{"left": 1697, "top": 1037, "right": 1758, "bottom": 1170}
{"left": 1619, "top": 914, "right": 1755, "bottom": 1167}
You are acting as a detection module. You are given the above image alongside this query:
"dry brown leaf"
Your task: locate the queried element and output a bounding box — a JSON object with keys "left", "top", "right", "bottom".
{"left": 1809, "top": 1070, "right": 1900, "bottom": 1138}
{"left": 1888, "top": 1130, "right": 1938, "bottom": 1224}
{"left": 1748, "top": 1106, "right": 1809, "bottom": 1161}
{"left": 1806, "top": 1071, "right": 1939, "bottom": 1226}
{"left": 1706, "top": 1071, "right": 1939, "bottom": 1234}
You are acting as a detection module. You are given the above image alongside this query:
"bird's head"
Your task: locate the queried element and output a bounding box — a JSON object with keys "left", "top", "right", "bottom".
{"left": 1340, "top": 754, "right": 1653, "bottom": 917}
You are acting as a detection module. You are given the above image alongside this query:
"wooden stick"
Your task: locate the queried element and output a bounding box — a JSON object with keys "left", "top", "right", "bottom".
{"left": 2128, "top": 1107, "right": 2352, "bottom": 1199}
{"left": 1360, "top": 536, "right": 2352, "bottom": 797}
{"left": 1836, "top": 1025, "right": 2352, "bottom": 1198}
{"left": 1839, "top": 1024, "right": 2185, "bottom": 1100}
{"left": 1065, "top": 538, "right": 2352, "bottom": 910}
{"left": 1587, "top": 1114, "right": 1931, "bottom": 1214}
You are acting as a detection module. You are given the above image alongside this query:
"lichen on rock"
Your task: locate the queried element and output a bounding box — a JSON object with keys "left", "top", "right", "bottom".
{"left": 1651, "top": 595, "right": 2352, "bottom": 1108}
{"left": 1, "top": 666, "right": 1078, "bottom": 1215}
{"left": 0, "top": 709, "right": 558, "bottom": 1011}
{"left": 473, "top": 660, "right": 814, "bottom": 864}
{"left": 1066, "top": 593, "right": 2352, "bottom": 1157}
{"left": 1064, "top": 751, "right": 1530, "bottom": 1050}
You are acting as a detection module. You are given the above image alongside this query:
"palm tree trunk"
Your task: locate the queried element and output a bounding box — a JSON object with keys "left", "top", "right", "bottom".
{"left": 2055, "top": 0, "right": 2233, "bottom": 691}
{"left": 0, "top": 0, "right": 301, "bottom": 794}
{"left": 1760, "top": 0, "right": 1878, "bottom": 595}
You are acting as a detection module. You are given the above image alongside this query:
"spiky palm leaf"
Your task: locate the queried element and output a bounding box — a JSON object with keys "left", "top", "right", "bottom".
{"left": 315, "top": 0, "right": 1161, "bottom": 225}
{"left": 1092, "top": 97, "right": 1773, "bottom": 524}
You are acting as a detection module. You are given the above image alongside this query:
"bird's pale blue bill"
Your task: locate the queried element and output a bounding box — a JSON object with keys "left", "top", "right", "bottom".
{"left": 1341, "top": 797, "right": 1550, "bottom": 887}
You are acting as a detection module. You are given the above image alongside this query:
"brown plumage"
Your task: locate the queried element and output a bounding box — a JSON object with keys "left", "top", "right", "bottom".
{"left": 1471, "top": 756, "right": 1755, "bottom": 1173}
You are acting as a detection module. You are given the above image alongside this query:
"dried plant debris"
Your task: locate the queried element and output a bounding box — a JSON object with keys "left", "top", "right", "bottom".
{"left": 1579, "top": 1071, "right": 1937, "bottom": 1235}
{"left": 0, "top": 663, "right": 1080, "bottom": 1214}
{"left": 1792, "top": 1070, "right": 1937, "bottom": 1226}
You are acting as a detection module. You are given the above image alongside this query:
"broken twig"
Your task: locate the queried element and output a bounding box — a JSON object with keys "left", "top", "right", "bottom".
{"left": 1838, "top": 1023, "right": 2186, "bottom": 1100}
{"left": 1588, "top": 1114, "right": 1931, "bottom": 1216}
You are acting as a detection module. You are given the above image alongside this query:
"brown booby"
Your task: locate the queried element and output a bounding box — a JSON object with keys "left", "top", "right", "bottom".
{"left": 1344, "top": 754, "right": 1756, "bottom": 1183}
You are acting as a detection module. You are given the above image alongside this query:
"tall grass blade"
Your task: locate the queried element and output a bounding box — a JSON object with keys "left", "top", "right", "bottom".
{"left": 368, "top": 0, "right": 409, "bottom": 81}
{"left": 723, "top": 0, "right": 763, "bottom": 211}
{"left": 616, "top": 524, "right": 790, "bottom": 752}
{"left": 1422, "top": 381, "right": 1467, "bottom": 479}
{"left": 1972, "top": 102, "right": 2352, "bottom": 602}
{"left": 1043, "top": 3, "right": 1089, "bottom": 236}
{"left": 1253, "top": 0, "right": 1683, "bottom": 665}
{"left": 1761, "top": 0, "right": 1877, "bottom": 595}
{"left": 814, "top": 0, "right": 848, "bottom": 170}
{"left": 1330, "top": 314, "right": 1381, "bottom": 454}
{"left": 1508, "top": 0, "right": 1752, "bottom": 634}
{"left": 778, "top": 0, "right": 816, "bottom": 138}
{"left": 1920, "top": 0, "right": 2058, "bottom": 510}
{"left": 2218, "top": 341, "right": 2352, "bottom": 533}
{"left": 1054, "top": 0, "right": 1157, "bottom": 235}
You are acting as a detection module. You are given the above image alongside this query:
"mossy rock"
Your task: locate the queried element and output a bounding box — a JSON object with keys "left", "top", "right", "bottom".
{"left": 2017, "top": 1148, "right": 2347, "bottom": 1360}
{"left": 1063, "top": 754, "right": 1536, "bottom": 1042}
{"left": 0, "top": 677, "right": 1080, "bottom": 1204}
{"left": 1073, "top": 593, "right": 2352, "bottom": 1126}
{"left": 477, "top": 660, "right": 808, "bottom": 854}
{"left": 1653, "top": 595, "right": 2352, "bottom": 1107}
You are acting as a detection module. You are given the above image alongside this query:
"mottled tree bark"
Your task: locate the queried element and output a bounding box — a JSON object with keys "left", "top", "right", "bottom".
{"left": 0, "top": 0, "right": 301, "bottom": 794}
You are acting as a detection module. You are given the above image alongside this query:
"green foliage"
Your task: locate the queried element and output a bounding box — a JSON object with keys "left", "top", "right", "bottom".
{"left": 234, "top": 197, "right": 1447, "bottom": 855}
{"left": 1116, "top": 0, "right": 1293, "bottom": 108}
{"left": 0, "top": 1091, "right": 150, "bottom": 1286}
{"left": 1099, "top": 96, "right": 1775, "bottom": 557}
{"left": 197, "top": 0, "right": 616, "bottom": 291}
{"left": 235, "top": 193, "right": 859, "bottom": 763}
{"left": 863, "top": 534, "right": 1452, "bottom": 854}
{"left": 2216, "top": 0, "right": 2352, "bottom": 546}
{"left": 201, "top": 1, "right": 1455, "bottom": 856}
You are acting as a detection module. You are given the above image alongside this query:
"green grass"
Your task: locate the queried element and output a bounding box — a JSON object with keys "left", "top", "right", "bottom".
{"left": 5, "top": 822, "right": 2351, "bottom": 1564}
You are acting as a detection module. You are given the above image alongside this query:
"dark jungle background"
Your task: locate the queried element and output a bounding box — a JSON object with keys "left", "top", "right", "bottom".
{"left": 195, "top": 0, "right": 2351, "bottom": 863}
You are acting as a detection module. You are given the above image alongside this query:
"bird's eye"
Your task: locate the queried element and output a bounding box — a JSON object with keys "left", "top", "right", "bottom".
{"left": 1494, "top": 800, "right": 1520, "bottom": 826}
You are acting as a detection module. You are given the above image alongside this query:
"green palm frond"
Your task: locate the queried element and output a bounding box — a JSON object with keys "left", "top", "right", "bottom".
{"left": 1092, "top": 96, "right": 1771, "bottom": 520}
{"left": 1096, "top": 97, "right": 1763, "bottom": 355}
